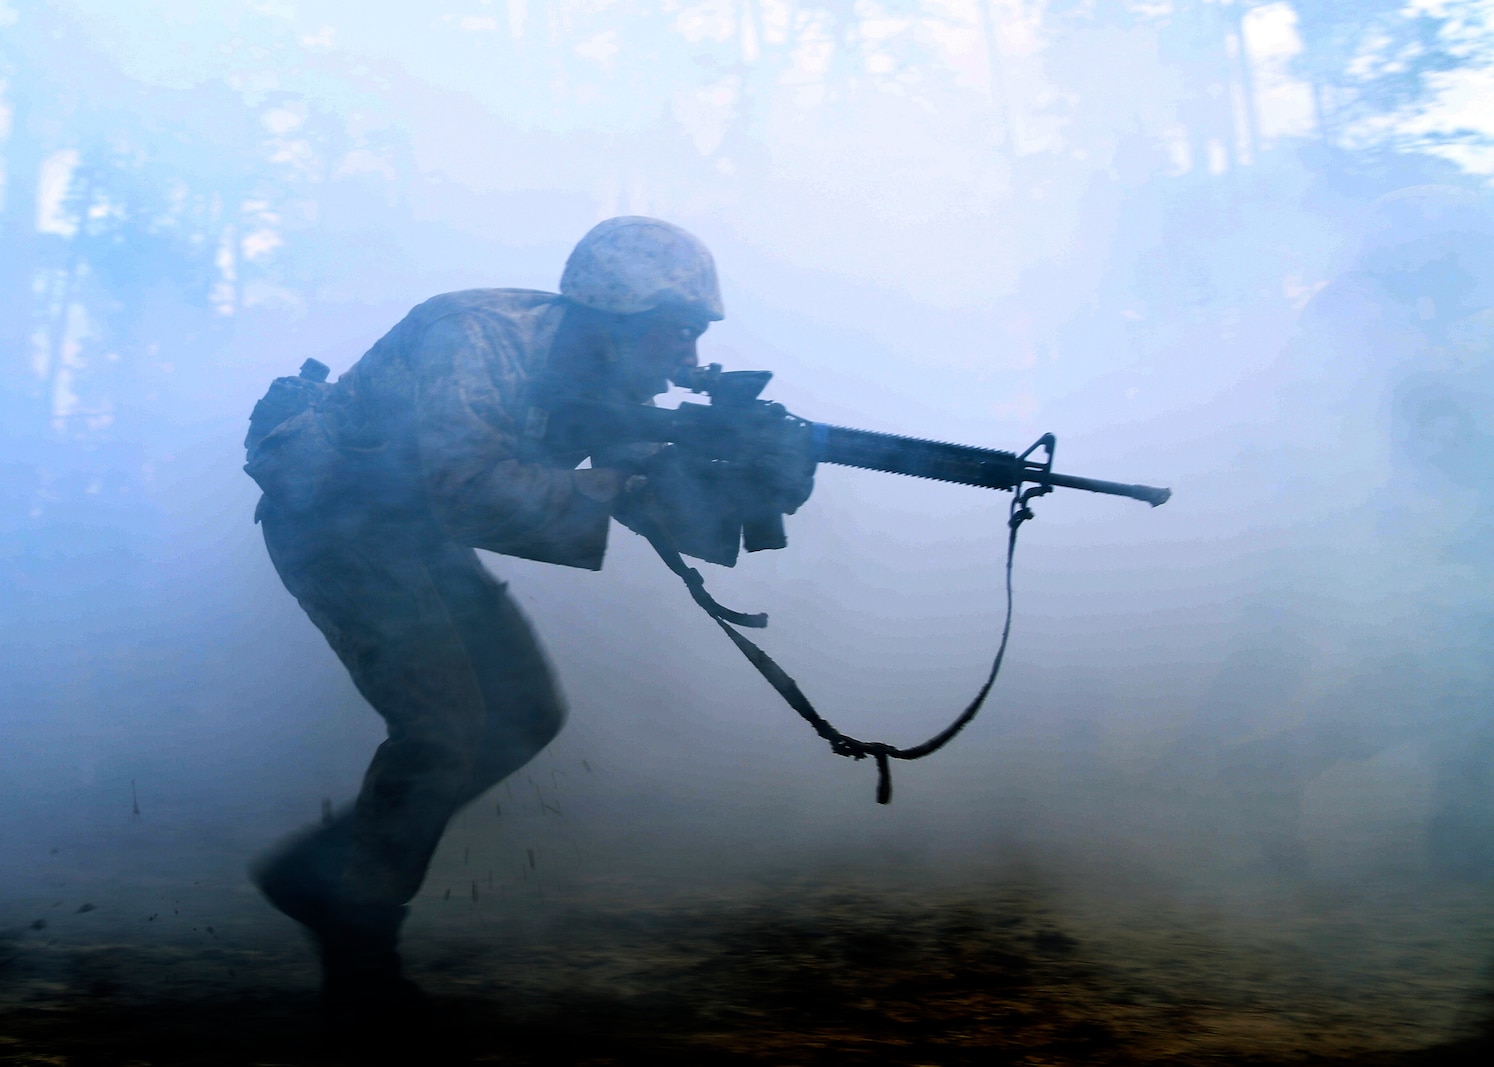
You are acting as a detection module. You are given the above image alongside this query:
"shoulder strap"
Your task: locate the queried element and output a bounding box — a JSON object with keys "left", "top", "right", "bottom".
{"left": 638, "top": 485, "right": 1044, "bottom": 804}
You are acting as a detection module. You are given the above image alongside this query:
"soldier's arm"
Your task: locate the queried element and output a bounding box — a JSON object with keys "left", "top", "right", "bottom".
{"left": 412, "top": 315, "right": 621, "bottom": 569}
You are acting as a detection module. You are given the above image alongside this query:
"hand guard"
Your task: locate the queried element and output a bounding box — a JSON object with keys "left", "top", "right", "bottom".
{"left": 748, "top": 440, "right": 816, "bottom": 516}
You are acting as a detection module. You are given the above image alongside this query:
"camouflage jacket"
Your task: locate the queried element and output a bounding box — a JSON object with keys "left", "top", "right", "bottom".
{"left": 314, "top": 288, "right": 616, "bottom": 570}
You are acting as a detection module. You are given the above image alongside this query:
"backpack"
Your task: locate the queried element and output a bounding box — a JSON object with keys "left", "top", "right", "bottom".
{"left": 244, "top": 358, "right": 342, "bottom": 517}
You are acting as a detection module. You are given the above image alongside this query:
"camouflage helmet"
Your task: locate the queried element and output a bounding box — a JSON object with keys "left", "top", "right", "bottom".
{"left": 560, "top": 216, "right": 724, "bottom": 321}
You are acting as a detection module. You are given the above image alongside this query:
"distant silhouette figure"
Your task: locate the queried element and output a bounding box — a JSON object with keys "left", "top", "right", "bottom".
{"left": 1209, "top": 186, "right": 1494, "bottom": 878}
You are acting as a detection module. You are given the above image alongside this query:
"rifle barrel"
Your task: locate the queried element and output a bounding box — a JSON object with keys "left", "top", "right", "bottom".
{"left": 1043, "top": 472, "right": 1171, "bottom": 507}
{"left": 813, "top": 423, "right": 1169, "bottom": 506}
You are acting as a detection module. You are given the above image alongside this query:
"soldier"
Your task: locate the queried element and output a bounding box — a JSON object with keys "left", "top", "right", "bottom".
{"left": 242, "top": 217, "right": 813, "bottom": 1016}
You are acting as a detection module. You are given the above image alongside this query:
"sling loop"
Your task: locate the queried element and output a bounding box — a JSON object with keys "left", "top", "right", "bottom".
{"left": 641, "top": 433, "right": 1056, "bottom": 805}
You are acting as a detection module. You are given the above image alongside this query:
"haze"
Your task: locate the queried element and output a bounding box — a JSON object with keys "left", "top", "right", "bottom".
{"left": 2, "top": 0, "right": 1493, "bottom": 1048}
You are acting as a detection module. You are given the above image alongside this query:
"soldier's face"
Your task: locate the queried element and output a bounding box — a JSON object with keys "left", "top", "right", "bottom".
{"left": 611, "top": 308, "right": 708, "bottom": 398}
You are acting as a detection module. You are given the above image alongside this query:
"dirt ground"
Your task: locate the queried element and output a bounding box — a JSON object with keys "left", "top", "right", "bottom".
{"left": 3, "top": 871, "right": 1492, "bottom": 1067}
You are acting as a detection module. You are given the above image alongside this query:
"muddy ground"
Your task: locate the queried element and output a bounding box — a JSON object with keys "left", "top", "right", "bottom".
{"left": 3, "top": 868, "right": 1492, "bottom": 1067}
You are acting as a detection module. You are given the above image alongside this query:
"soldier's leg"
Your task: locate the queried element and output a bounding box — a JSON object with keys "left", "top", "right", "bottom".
{"left": 418, "top": 540, "right": 568, "bottom": 811}
{"left": 254, "top": 509, "right": 571, "bottom": 932}
{"left": 254, "top": 510, "right": 493, "bottom": 1001}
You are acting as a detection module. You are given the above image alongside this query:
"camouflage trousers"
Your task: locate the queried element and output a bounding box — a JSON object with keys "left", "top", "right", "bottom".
{"left": 255, "top": 500, "right": 566, "bottom": 927}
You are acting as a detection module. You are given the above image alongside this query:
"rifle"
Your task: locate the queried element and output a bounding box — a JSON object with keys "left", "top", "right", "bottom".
{"left": 531, "top": 362, "right": 1170, "bottom": 556}
{"left": 530, "top": 363, "right": 1171, "bottom": 803}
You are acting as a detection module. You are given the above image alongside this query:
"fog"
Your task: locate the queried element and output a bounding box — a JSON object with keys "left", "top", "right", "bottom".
{"left": 3, "top": 0, "right": 1494, "bottom": 1057}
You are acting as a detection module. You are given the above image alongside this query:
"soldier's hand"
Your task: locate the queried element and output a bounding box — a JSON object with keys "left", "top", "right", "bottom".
{"left": 750, "top": 445, "right": 816, "bottom": 515}
{"left": 607, "top": 445, "right": 678, "bottom": 528}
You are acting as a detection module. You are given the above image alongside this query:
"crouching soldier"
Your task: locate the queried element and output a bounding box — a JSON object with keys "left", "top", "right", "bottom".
{"left": 242, "top": 217, "right": 814, "bottom": 1018}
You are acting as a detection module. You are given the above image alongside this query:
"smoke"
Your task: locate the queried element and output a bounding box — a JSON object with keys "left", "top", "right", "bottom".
{"left": 4, "top": 1, "right": 1494, "bottom": 1053}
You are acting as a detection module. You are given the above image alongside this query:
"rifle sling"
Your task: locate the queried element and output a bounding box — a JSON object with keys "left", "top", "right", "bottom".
{"left": 638, "top": 487, "right": 1039, "bottom": 805}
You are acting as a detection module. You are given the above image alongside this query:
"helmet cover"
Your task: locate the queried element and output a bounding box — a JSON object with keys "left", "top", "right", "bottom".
{"left": 560, "top": 216, "right": 724, "bottom": 321}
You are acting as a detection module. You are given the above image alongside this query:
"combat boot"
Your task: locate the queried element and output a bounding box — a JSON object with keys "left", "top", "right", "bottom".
{"left": 252, "top": 824, "right": 428, "bottom": 1025}
{"left": 318, "top": 904, "right": 427, "bottom": 1029}
{"left": 249, "top": 818, "right": 353, "bottom": 931}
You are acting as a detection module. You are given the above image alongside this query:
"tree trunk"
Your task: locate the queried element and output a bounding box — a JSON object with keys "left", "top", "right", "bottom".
{"left": 976, "top": 0, "right": 1018, "bottom": 156}
{"left": 0, "top": 81, "right": 46, "bottom": 434}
